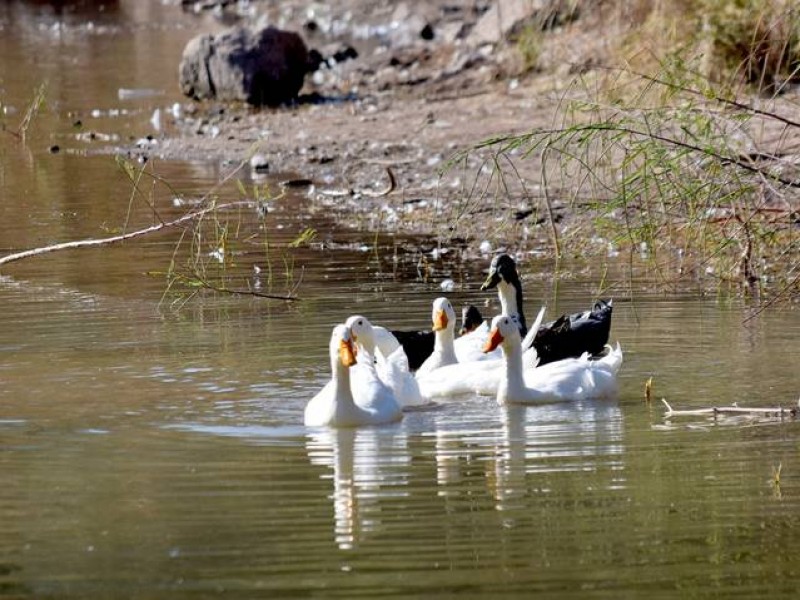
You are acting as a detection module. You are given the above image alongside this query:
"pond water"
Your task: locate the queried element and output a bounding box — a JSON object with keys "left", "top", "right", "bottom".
{"left": 2, "top": 1, "right": 800, "bottom": 598}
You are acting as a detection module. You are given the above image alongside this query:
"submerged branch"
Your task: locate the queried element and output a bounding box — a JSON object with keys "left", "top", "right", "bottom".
{"left": 169, "top": 271, "right": 297, "bottom": 301}
{"left": 661, "top": 398, "right": 799, "bottom": 418}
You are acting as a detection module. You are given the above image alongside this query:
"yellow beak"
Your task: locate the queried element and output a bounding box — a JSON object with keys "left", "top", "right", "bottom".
{"left": 432, "top": 309, "right": 448, "bottom": 331}
{"left": 339, "top": 338, "right": 357, "bottom": 367}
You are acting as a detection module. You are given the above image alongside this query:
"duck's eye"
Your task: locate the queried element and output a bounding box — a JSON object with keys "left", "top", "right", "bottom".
{"left": 358, "top": 320, "right": 363, "bottom": 326}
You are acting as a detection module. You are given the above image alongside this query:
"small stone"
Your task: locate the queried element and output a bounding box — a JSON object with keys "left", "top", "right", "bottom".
{"left": 250, "top": 153, "right": 269, "bottom": 172}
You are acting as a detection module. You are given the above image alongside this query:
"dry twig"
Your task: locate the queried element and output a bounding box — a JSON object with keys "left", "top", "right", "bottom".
{"left": 0, "top": 201, "right": 253, "bottom": 268}
{"left": 661, "top": 398, "right": 798, "bottom": 418}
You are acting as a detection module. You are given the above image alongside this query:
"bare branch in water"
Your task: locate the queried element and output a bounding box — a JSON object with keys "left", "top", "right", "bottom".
{"left": 168, "top": 272, "right": 296, "bottom": 301}
{"left": 661, "top": 398, "right": 798, "bottom": 418}
{"left": 0, "top": 200, "right": 256, "bottom": 268}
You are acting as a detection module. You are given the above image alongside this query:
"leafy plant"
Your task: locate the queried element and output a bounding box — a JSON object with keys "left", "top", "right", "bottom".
{"left": 451, "top": 53, "right": 799, "bottom": 304}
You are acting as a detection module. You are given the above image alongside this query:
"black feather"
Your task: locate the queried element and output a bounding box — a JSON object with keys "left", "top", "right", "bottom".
{"left": 460, "top": 305, "right": 484, "bottom": 335}
{"left": 530, "top": 299, "right": 613, "bottom": 365}
{"left": 389, "top": 329, "right": 435, "bottom": 371}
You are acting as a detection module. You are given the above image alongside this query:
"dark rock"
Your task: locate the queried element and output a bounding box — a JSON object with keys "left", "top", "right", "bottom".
{"left": 307, "top": 48, "right": 325, "bottom": 72}
{"left": 179, "top": 25, "right": 311, "bottom": 107}
{"left": 309, "top": 44, "right": 359, "bottom": 71}
{"left": 332, "top": 45, "right": 358, "bottom": 64}
{"left": 280, "top": 178, "right": 314, "bottom": 188}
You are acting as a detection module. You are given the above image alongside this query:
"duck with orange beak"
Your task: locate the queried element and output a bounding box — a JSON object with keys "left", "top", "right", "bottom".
{"left": 346, "top": 315, "right": 427, "bottom": 408}
{"left": 481, "top": 254, "right": 614, "bottom": 365}
{"left": 482, "top": 314, "right": 622, "bottom": 405}
{"left": 416, "top": 297, "right": 459, "bottom": 375}
{"left": 304, "top": 325, "right": 402, "bottom": 427}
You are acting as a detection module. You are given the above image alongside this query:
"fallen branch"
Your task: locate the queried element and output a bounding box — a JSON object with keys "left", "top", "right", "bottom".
{"left": 661, "top": 398, "right": 799, "bottom": 418}
{"left": 0, "top": 201, "right": 255, "bottom": 267}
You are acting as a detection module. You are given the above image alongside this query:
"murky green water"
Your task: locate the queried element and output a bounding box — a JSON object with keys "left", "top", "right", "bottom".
{"left": 2, "top": 2, "right": 800, "bottom": 598}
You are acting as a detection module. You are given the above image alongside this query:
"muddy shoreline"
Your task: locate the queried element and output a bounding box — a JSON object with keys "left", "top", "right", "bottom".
{"left": 117, "top": 0, "right": 607, "bottom": 257}
{"left": 138, "top": 78, "right": 565, "bottom": 246}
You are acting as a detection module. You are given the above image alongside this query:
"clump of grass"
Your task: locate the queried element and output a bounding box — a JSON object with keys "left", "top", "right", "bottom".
{"left": 771, "top": 462, "right": 783, "bottom": 498}
{"left": 611, "top": 0, "right": 800, "bottom": 94}
{"left": 109, "top": 156, "right": 307, "bottom": 308}
{"left": 701, "top": 0, "right": 800, "bottom": 92}
{"left": 1, "top": 83, "right": 47, "bottom": 142}
{"left": 513, "top": 24, "right": 543, "bottom": 74}
{"left": 451, "top": 51, "right": 800, "bottom": 304}
{"left": 17, "top": 83, "right": 47, "bottom": 141}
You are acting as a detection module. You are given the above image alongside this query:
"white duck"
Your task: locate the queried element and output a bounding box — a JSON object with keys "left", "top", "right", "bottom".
{"left": 372, "top": 298, "right": 501, "bottom": 371}
{"left": 483, "top": 314, "right": 622, "bottom": 405}
{"left": 305, "top": 325, "right": 403, "bottom": 427}
{"left": 416, "top": 308, "right": 546, "bottom": 399}
{"left": 453, "top": 316, "right": 502, "bottom": 363}
{"left": 346, "top": 315, "right": 427, "bottom": 408}
{"left": 416, "top": 297, "right": 459, "bottom": 375}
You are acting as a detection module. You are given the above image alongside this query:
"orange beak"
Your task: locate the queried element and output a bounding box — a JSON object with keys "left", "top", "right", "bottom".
{"left": 339, "top": 338, "right": 357, "bottom": 367}
{"left": 432, "top": 309, "right": 448, "bottom": 331}
{"left": 482, "top": 327, "right": 503, "bottom": 353}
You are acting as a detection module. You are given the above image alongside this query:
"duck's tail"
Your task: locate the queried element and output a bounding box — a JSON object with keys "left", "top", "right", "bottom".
{"left": 521, "top": 305, "right": 546, "bottom": 351}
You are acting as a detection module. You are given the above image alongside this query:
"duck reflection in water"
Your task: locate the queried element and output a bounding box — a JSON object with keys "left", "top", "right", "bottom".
{"left": 429, "top": 399, "right": 625, "bottom": 512}
{"left": 306, "top": 427, "right": 410, "bottom": 550}
{"left": 487, "top": 401, "right": 626, "bottom": 511}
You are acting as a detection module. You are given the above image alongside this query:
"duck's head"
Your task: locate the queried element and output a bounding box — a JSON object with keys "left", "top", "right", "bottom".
{"left": 431, "top": 297, "right": 456, "bottom": 332}
{"left": 331, "top": 324, "right": 357, "bottom": 367}
{"left": 480, "top": 254, "right": 527, "bottom": 335}
{"left": 344, "top": 315, "right": 375, "bottom": 351}
{"left": 480, "top": 254, "right": 519, "bottom": 291}
{"left": 482, "top": 315, "right": 521, "bottom": 353}
{"left": 460, "top": 304, "right": 484, "bottom": 335}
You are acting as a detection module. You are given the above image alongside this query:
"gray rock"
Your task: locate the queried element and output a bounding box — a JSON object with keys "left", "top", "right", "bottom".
{"left": 387, "top": 2, "right": 436, "bottom": 47}
{"left": 467, "top": 0, "right": 578, "bottom": 46}
{"left": 179, "top": 25, "right": 310, "bottom": 106}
